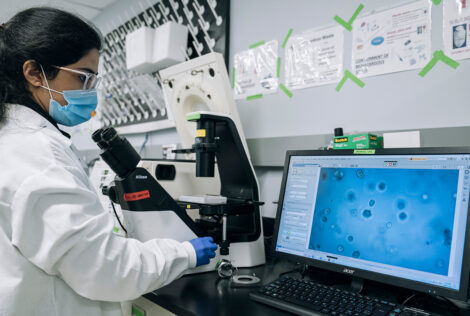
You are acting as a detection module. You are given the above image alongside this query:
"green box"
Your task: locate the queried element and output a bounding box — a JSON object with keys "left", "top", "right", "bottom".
{"left": 333, "top": 133, "right": 382, "bottom": 150}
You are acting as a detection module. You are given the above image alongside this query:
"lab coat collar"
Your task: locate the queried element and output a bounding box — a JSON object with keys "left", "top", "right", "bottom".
{"left": 6, "top": 101, "right": 71, "bottom": 139}
{"left": 4, "top": 103, "right": 72, "bottom": 141}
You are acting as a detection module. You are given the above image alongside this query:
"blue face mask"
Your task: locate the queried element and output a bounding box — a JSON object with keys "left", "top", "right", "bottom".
{"left": 40, "top": 65, "right": 98, "bottom": 127}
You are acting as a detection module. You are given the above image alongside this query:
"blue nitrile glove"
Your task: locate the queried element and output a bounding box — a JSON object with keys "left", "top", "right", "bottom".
{"left": 189, "top": 237, "right": 218, "bottom": 267}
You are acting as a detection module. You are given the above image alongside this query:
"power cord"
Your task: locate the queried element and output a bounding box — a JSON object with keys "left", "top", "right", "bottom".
{"left": 401, "top": 293, "right": 418, "bottom": 305}
{"left": 138, "top": 132, "right": 149, "bottom": 156}
{"left": 110, "top": 198, "right": 127, "bottom": 234}
{"left": 402, "top": 292, "right": 461, "bottom": 315}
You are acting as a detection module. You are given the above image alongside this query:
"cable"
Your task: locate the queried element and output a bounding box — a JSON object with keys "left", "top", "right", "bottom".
{"left": 402, "top": 292, "right": 461, "bottom": 315}
{"left": 402, "top": 293, "right": 419, "bottom": 306}
{"left": 138, "top": 132, "right": 149, "bottom": 156}
{"left": 110, "top": 198, "right": 127, "bottom": 234}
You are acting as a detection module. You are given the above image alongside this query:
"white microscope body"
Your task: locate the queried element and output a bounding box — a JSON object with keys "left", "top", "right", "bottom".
{"left": 120, "top": 52, "right": 265, "bottom": 273}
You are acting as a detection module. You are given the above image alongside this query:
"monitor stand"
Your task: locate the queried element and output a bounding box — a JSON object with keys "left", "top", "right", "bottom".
{"left": 351, "top": 277, "right": 364, "bottom": 293}
{"left": 305, "top": 264, "right": 351, "bottom": 286}
{"left": 306, "top": 265, "right": 396, "bottom": 298}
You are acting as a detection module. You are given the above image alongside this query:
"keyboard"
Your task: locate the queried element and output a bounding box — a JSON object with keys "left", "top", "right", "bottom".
{"left": 250, "top": 276, "right": 436, "bottom": 316}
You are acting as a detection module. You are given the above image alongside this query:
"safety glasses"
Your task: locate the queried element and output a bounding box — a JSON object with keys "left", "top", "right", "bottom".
{"left": 54, "top": 66, "right": 102, "bottom": 90}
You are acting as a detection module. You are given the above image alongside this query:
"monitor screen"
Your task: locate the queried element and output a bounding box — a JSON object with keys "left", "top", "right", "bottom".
{"left": 274, "top": 150, "right": 470, "bottom": 298}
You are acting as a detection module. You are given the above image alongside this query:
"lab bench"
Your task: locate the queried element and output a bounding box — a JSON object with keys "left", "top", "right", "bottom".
{"left": 142, "top": 259, "right": 297, "bottom": 316}
{"left": 141, "top": 258, "right": 470, "bottom": 316}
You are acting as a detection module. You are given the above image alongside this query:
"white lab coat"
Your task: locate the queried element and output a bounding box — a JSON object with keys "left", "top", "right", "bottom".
{"left": 0, "top": 104, "right": 197, "bottom": 316}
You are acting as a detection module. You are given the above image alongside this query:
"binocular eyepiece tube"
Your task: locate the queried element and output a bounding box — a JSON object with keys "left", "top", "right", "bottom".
{"left": 92, "top": 127, "right": 141, "bottom": 178}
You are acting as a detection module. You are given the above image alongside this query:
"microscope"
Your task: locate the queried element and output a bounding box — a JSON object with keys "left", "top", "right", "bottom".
{"left": 92, "top": 53, "right": 265, "bottom": 272}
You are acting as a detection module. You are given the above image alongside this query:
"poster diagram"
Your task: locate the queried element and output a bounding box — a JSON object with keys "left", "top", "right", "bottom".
{"left": 352, "top": 0, "right": 432, "bottom": 78}
{"left": 233, "top": 41, "right": 279, "bottom": 99}
{"left": 285, "top": 26, "right": 345, "bottom": 89}
{"left": 444, "top": 0, "right": 470, "bottom": 60}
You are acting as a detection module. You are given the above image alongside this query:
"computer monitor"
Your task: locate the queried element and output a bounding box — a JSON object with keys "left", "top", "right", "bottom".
{"left": 272, "top": 148, "right": 470, "bottom": 301}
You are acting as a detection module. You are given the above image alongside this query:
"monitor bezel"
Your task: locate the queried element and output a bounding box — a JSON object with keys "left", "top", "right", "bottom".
{"left": 272, "top": 147, "right": 470, "bottom": 301}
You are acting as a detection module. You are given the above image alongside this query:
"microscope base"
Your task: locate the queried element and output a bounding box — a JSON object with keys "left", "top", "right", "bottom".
{"left": 187, "top": 236, "right": 266, "bottom": 274}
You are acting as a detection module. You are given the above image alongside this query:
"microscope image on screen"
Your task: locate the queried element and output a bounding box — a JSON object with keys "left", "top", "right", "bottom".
{"left": 308, "top": 167, "right": 458, "bottom": 276}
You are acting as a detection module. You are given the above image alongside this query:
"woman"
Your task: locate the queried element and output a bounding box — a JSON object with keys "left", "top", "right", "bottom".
{"left": 0, "top": 7, "right": 217, "bottom": 316}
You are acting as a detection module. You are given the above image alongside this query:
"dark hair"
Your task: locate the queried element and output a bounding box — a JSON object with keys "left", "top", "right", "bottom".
{"left": 0, "top": 7, "right": 102, "bottom": 123}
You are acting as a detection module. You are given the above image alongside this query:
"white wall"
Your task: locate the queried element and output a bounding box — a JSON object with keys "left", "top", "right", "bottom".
{"left": 85, "top": 0, "right": 470, "bottom": 218}
{"left": 88, "top": 0, "right": 470, "bottom": 147}
{"left": 230, "top": 0, "right": 470, "bottom": 139}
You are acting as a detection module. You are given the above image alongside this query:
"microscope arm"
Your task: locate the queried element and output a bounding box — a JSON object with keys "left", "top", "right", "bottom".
{"left": 107, "top": 167, "right": 204, "bottom": 237}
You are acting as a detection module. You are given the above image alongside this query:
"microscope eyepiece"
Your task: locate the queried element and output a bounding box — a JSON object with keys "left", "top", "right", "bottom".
{"left": 101, "top": 127, "right": 118, "bottom": 143}
{"left": 92, "top": 128, "right": 109, "bottom": 149}
{"left": 92, "top": 127, "right": 141, "bottom": 178}
{"left": 92, "top": 129, "right": 104, "bottom": 142}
